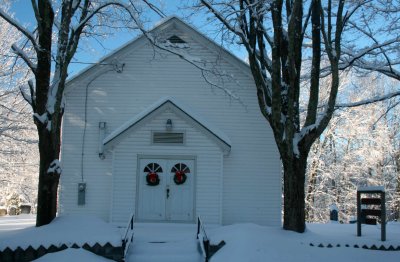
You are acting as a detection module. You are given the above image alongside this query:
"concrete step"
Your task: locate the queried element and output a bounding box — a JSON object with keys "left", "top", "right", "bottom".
{"left": 128, "top": 240, "right": 203, "bottom": 262}
{"left": 125, "top": 223, "right": 204, "bottom": 262}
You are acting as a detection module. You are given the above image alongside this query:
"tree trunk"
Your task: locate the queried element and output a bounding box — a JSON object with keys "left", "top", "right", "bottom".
{"left": 34, "top": 0, "right": 56, "bottom": 227}
{"left": 35, "top": 124, "right": 60, "bottom": 226}
{"left": 282, "top": 156, "right": 307, "bottom": 232}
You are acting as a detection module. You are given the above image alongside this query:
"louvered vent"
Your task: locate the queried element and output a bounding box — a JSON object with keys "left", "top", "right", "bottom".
{"left": 167, "top": 35, "right": 186, "bottom": 44}
{"left": 153, "top": 132, "right": 184, "bottom": 144}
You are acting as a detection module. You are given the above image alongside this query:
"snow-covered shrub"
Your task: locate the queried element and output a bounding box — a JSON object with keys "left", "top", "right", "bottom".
{"left": 0, "top": 206, "right": 6, "bottom": 216}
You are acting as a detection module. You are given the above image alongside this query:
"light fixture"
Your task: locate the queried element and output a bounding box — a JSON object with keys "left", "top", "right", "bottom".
{"left": 166, "top": 119, "right": 173, "bottom": 131}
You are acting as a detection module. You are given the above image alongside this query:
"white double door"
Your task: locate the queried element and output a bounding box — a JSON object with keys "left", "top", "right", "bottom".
{"left": 137, "top": 158, "right": 195, "bottom": 222}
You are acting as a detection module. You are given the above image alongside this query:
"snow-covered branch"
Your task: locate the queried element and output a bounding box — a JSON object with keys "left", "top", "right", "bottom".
{"left": 19, "top": 86, "right": 32, "bottom": 106}
{"left": 200, "top": 0, "right": 246, "bottom": 40}
{"left": 339, "top": 36, "right": 400, "bottom": 71}
{"left": 0, "top": 8, "right": 38, "bottom": 51}
{"left": 11, "top": 44, "right": 37, "bottom": 73}
{"left": 335, "top": 90, "right": 400, "bottom": 109}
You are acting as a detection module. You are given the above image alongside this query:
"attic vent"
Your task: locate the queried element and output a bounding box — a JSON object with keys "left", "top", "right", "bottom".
{"left": 167, "top": 35, "right": 186, "bottom": 44}
{"left": 153, "top": 132, "right": 184, "bottom": 144}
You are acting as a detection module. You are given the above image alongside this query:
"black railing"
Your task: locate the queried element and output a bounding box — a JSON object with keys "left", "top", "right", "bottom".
{"left": 122, "top": 213, "right": 135, "bottom": 259}
{"left": 197, "top": 216, "right": 210, "bottom": 261}
{"left": 196, "top": 216, "right": 225, "bottom": 262}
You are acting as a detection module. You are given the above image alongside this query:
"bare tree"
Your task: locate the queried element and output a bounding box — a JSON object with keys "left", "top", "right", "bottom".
{"left": 336, "top": 0, "right": 400, "bottom": 81}
{"left": 198, "top": 0, "right": 400, "bottom": 232}
{"left": 306, "top": 74, "right": 400, "bottom": 222}
{"left": 0, "top": 0, "right": 39, "bottom": 212}
{"left": 0, "top": 0, "right": 163, "bottom": 226}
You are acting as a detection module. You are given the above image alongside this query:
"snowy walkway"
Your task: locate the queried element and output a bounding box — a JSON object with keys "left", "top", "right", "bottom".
{"left": 126, "top": 223, "right": 203, "bottom": 262}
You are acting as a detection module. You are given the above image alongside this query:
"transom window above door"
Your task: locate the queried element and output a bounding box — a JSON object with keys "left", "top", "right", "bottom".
{"left": 143, "top": 163, "right": 163, "bottom": 173}
{"left": 171, "top": 163, "right": 190, "bottom": 173}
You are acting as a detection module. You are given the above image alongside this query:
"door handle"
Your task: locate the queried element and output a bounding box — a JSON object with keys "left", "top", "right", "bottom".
{"left": 166, "top": 188, "right": 170, "bottom": 199}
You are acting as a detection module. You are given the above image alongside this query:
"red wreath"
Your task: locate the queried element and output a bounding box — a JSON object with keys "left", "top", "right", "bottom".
{"left": 146, "top": 172, "right": 160, "bottom": 186}
{"left": 173, "top": 170, "right": 187, "bottom": 185}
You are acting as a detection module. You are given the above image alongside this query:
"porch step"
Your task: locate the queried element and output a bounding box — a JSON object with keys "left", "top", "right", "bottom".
{"left": 125, "top": 223, "right": 203, "bottom": 262}
{"left": 127, "top": 239, "right": 202, "bottom": 262}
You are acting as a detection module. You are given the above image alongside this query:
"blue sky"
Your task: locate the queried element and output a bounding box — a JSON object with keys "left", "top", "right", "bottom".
{"left": 8, "top": 0, "right": 246, "bottom": 77}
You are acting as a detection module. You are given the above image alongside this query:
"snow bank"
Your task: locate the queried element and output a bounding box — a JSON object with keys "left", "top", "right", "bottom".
{"left": 34, "top": 248, "right": 114, "bottom": 262}
{"left": 0, "top": 215, "right": 122, "bottom": 250}
{"left": 2, "top": 217, "right": 400, "bottom": 261}
{"left": 208, "top": 223, "right": 400, "bottom": 262}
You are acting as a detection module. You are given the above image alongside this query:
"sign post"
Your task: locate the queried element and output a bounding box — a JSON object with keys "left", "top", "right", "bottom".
{"left": 357, "top": 186, "right": 386, "bottom": 241}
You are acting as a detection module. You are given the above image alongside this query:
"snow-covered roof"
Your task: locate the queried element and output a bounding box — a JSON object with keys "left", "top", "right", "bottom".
{"left": 103, "top": 97, "right": 231, "bottom": 151}
{"left": 357, "top": 186, "right": 385, "bottom": 192}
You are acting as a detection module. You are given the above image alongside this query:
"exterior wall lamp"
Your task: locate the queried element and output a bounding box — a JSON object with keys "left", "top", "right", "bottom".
{"left": 166, "top": 119, "right": 173, "bottom": 131}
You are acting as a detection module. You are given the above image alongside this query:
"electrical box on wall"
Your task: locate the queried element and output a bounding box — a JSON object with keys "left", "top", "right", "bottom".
{"left": 78, "top": 183, "right": 86, "bottom": 205}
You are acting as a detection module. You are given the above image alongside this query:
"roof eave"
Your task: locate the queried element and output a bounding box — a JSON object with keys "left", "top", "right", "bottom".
{"left": 103, "top": 98, "right": 232, "bottom": 154}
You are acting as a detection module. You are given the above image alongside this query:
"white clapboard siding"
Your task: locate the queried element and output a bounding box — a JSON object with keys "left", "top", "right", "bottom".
{"left": 110, "top": 109, "right": 223, "bottom": 224}
{"left": 60, "top": 17, "right": 281, "bottom": 226}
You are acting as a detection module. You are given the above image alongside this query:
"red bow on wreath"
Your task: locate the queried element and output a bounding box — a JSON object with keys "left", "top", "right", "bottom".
{"left": 146, "top": 172, "right": 160, "bottom": 186}
{"left": 174, "top": 171, "right": 187, "bottom": 185}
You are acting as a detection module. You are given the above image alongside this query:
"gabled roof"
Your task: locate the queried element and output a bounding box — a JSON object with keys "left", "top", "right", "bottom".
{"left": 66, "top": 16, "right": 251, "bottom": 87}
{"left": 103, "top": 97, "right": 231, "bottom": 153}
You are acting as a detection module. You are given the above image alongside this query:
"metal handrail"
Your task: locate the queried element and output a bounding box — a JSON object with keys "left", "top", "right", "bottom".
{"left": 197, "top": 216, "right": 208, "bottom": 240}
{"left": 122, "top": 213, "right": 135, "bottom": 258}
{"left": 197, "top": 216, "right": 210, "bottom": 261}
{"left": 197, "top": 216, "right": 225, "bottom": 262}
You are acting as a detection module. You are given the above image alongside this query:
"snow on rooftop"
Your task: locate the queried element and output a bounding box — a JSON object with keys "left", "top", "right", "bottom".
{"left": 357, "top": 186, "right": 385, "bottom": 192}
{"left": 153, "top": 15, "right": 181, "bottom": 27}
{"left": 329, "top": 204, "right": 338, "bottom": 211}
{"left": 103, "top": 96, "right": 231, "bottom": 148}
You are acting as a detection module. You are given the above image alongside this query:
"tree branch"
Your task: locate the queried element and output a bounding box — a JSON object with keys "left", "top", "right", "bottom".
{"left": 0, "top": 8, "right": 38, "bottom": 52}
{"left": 335, "top": 90, "right": 400, "bottom": 109}
{"left": 11, "top": 44, "right": 37, "bottom": 74}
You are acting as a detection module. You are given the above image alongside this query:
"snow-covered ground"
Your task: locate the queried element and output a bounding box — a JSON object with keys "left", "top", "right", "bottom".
{"left": 0, "top": 214, "right": 35, "bottom": 234}
{"left": 0, "top": 214, "right": 121, "bottom": 250}
{"left": 0, "top": 215, "right": 399, "bottom": 261}
{"left": 209, "top": 223, "right": 400, "bottom": 262}
{"left": 34, "top": 248, "right": 114, "bottom": 262}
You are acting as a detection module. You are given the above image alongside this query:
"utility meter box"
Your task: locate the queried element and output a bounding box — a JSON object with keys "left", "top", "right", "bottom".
{"left": 78, "top": 183, "right": 86, "bottom": 205}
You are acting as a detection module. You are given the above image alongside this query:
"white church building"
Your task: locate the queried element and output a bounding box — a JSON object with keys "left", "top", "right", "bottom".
{"left": 60, "top": 17, "right": 281, "bottom": 226}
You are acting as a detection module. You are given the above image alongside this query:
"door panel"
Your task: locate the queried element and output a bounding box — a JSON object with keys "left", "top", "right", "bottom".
{"left": 167, "top": 161, "right": 194, "bottom": 221}
{"left": 137, "top": 158, "right": 195, "bottom": 222}
{"left": 137, "top": 159, "right": 166, "bottom": 220}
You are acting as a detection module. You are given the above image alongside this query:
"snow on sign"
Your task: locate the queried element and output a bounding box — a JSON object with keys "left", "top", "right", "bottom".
{"left": 60, "top": 16, "right": 281, "bottom": 226}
